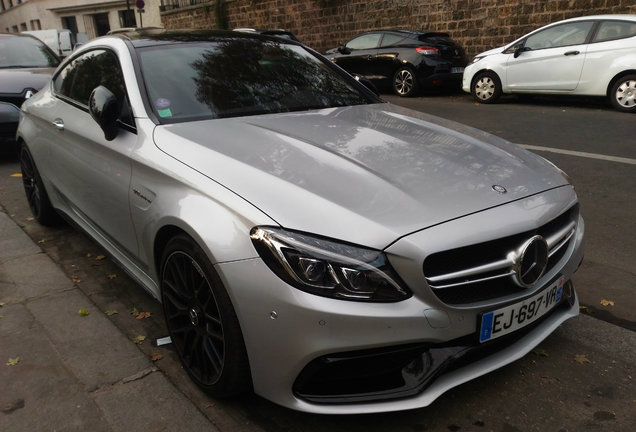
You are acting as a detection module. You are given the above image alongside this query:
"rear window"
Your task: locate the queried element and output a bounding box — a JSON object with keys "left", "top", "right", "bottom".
{"left": 137, "top": 39, "right": 373, "bottom": 122}
{"left": 592, "top": 20, "right": 636, "bottom": 42}
{"left": 0, "top": 36, "right": 59, "bottom": 68}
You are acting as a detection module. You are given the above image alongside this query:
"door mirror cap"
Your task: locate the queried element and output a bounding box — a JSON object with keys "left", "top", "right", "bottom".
{"left": 338, "top": 45, "right": 351, "bottom": 55}
{"left": 89, "top": 86, "right": 121, "bottom": 141}
{"left": 513, "top": 43, "right": 526, "bottom": 58}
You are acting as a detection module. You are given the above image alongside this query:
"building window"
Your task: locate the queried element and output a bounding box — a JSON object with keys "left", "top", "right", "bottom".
{"left": 93, "top": 13, "right": 111, "bottom": 36}
{"left": 11, "top": 25, "right": 18, "bottom": 33}
{"left": 119, "top": 9, "right": 136, "bottom": 28}
{"left": 20, "top": 22, "right": 27, "bottom": 31}
{"left": 30, "top": 19, "right": 42, "bottom": 30}
{"left": 62, "top": 16, "right": 79, "bottom": 34}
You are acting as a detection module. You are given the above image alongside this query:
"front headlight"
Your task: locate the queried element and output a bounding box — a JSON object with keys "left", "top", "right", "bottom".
{"left": 470, "top": 55, "right": 485, "bottom": 64}
{"left": 250, "top": 227, "right": 411, "bottom": 302}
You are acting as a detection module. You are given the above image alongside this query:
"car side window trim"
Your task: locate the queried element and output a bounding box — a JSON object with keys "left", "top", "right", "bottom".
{"left": 51, "top": 47, "right": 137, "bottom": 133}
{"left": 522, "top": 20, "right": 596, "bottom": 51}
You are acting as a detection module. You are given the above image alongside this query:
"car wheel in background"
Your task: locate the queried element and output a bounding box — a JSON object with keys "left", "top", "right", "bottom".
{"left": 609, "top": 75, "right": 636, "bottom": 113}
{"left": 19, "top": 144, "right": 60, "bottom": 226}
{"left": 160, "top": 234, "right": 251, "bottom": 397}
{"left": 471, "top": 71, "right": 502, "bottom": 104}
{"left": 393, "top": 67, "right": 418, "bottom": 97}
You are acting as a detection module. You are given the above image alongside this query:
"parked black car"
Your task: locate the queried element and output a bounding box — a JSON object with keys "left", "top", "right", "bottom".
{"left": 326, "top": 30, "right": 467, "bottom": 96}
{"left": 0, "top": 33, "right": 59, "bottom": 150}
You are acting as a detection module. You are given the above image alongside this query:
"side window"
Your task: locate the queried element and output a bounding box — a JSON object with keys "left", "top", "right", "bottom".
{"left": 593, "top": 21, "right": 636, "bottom": 42}
{"left": 380, "top": 33, "right": 407, "bottom": 48}
{"left": 525, "top": 21, "right": 594, "bottom": 50}
{"left": 52, "top": 49, "right": 133, "bottom": 127}
{"left": 345, "top": 33, "right": 382, "bottom": 50}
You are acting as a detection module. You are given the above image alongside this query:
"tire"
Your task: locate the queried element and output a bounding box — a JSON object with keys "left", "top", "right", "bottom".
{"left": 609, "top": 74, "right": 636, "bottom": 113}
{"left": 393, "top": 67, "right": 419, "bottom": 97}
{"left": 160, "top": 234, "right": 251, "bottom": 397}
{"left": 471, "top": 71, "right": 502, "bottom": 104}
{"left": 19, "top": 144, "right": 60, "bottom": 226}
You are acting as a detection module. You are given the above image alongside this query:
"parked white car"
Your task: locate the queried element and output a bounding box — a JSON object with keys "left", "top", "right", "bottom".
{"left": 462, "top": 15, "right": 636, "bottom": 112}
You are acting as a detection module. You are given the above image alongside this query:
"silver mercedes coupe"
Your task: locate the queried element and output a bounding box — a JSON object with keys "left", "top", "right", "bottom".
{"left": 16, "top": 30, "right": 584, "bottom": 414}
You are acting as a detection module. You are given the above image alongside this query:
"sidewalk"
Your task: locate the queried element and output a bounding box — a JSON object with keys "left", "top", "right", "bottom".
{"left": 0, "top": 209, "right": 217, "bottom": 432}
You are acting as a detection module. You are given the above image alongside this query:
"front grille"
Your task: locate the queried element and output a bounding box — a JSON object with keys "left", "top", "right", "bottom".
{"left": 423, "top": 204, "right": 579, "bottom": 305}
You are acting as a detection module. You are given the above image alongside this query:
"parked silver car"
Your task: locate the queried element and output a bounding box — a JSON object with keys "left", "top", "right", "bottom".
{"left": 17, "top": 30, "right": 584, "bottom": 414}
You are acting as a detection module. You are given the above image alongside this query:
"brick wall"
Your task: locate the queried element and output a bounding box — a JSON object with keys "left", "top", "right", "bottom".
{"left": 160, "top": 0, "right": 636, "bottom": 57}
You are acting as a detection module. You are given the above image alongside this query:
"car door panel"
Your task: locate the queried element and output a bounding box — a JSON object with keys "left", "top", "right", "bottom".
{"left": 505, "top": 45, "right": 588, "bottom": 91}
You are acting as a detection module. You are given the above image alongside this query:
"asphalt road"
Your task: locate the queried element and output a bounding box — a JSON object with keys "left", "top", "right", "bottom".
{"left": 0, "top": 92, "right": 634, "bottom": 432}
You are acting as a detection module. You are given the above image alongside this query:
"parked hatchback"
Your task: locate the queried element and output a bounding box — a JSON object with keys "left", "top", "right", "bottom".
{"left": 463, "top": 15, "right": 636, "bottom": 112}
{"left": 0, "top": 33, "right": 59, "bottom": 148}
{"left": 18, "top": 30, "right": 583, "bottom": 414}
{"left": 326, "top": 30, "right": 466, "bottom": 96}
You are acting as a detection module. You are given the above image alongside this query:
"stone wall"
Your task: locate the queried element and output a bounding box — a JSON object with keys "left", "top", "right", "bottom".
{"left": 160, "top": 0, "right": 636, "bottom": 57}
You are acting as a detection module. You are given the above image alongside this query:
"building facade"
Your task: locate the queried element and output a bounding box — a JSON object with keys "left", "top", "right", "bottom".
{"left": 0, "top": 0, "right": 162, "bottom": 38}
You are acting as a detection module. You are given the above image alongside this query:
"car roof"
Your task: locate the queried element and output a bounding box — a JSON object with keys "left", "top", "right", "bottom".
{"left": 359, "top": 29, "right": 450, "bottom": 38}
{"left": 107, "top": 28, "right": 301, "bottom": 48}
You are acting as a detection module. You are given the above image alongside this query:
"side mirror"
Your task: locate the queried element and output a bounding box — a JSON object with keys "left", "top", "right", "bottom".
{"left": 513, "top": 43, "right": 525, "bottom": 58}
{"left": 89, "top": 86, "right": 121, "bottom": 141}
{"left": 338, "top": 45, "right": 351, "bottom": 55}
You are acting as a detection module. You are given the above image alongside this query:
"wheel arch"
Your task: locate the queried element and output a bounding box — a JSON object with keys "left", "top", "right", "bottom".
{"left": 471, "top": 68, "right": 503, "bottom": 89}
{"left": 606, "top": 70, "right": 636, "bottom": 98}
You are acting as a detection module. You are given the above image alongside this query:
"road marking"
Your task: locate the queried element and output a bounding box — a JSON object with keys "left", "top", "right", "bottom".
{"left": 520, "top": 144, "right": 636, "bottom": 165}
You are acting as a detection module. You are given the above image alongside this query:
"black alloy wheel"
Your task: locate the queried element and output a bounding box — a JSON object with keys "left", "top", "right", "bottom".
{"left": 393, "top": 67, "right": 418, "bottom": 97}
{"left": 160, "top": 235, "right": 251, "bottom": 397}
{"left": 471, "top": 71, "right": 502, "bottom": 104}
{"left": 609, "top": 74, "right": 636, "bottom": 113}
{"left": 19, "top": 144, "right": 60, "bottom": 226}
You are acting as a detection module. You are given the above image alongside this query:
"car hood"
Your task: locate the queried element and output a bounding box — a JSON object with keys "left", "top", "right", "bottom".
{"left": 0, "top": 67, "right": 55, "bottom": 94}
{"left": 153, "top": 103, "right": 567, "bottom": 249}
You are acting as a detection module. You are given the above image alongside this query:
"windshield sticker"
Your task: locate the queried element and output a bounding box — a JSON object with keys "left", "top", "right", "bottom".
{"left": 157, "top": 108, "right": 173, "bottom": 118}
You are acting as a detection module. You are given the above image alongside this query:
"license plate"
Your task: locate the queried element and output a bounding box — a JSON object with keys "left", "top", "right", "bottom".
{"left": 451, "top": 67, "right": 465, "bottom": 74}
{"left": 479, "top": 277, "right": 564, "bottom": 343}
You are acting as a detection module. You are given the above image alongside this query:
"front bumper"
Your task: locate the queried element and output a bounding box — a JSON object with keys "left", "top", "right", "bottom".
{"left": 217, "top": 188, "right": 584, "bottom": 414}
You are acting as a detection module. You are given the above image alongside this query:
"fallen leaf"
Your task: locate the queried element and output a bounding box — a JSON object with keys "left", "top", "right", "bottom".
{"left": 86, "top": 253, "right": 92, "bottom": 258}
{"left": 0, "top": 302, "right": 5, "bottom": 307}
{"left": 72, "top": 278, "right": 82, "bottom": 284}
{"left": 6, "top": 357, "right": 20, "bottom": 366}
{"left": 10, "top": 173, "right": 22, "bottom": 178}
{"left": 107, "top": 274, "right": 117, "bottom": 280}
{"left": 532, "top": 348, "right": 549, "bottom": 357}
{"left": 600, "top": 299, "right": 614, "bottom": 307}
{"left": 78, "top": 309, "right": 90, "bottom": 317}
{"left": 132, "top": 335, "right": 146, "bottom": 344}
{"left": 579, "top": 305, "right": 592, "bottom": 314}
{"left": 130, "top": 307, "right": 140, "bottom": 316}
{"left": 574, "top": 354, "right": 591, "bottom": 364}
{"left": 96, "top": 255, "right": 106, "bottom": 260}
{"left": 151, "top": 353, "right": 164, "bottom": 361}
{"left": 136, "top": 311, "right": 151, "bottom": 319}
{"left": 26, "top": 217, "right": 34, "bottom": 221}
{"left": 38, "top": 239, "right": 46, "bottom": 244}
{"left": 105, "top": 310, "right": 118, "bottom": 316}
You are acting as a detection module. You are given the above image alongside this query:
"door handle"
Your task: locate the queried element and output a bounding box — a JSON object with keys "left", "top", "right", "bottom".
{"left": 564, "top": 50, "right": 580, "bottom": 56}
{"left": 52, "top": 118, "right": 64, "bottom": 131}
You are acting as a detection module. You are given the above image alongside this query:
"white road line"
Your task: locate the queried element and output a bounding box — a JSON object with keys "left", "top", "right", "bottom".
{"left": 520, "top": 144, "right": 636, "bottom": 166}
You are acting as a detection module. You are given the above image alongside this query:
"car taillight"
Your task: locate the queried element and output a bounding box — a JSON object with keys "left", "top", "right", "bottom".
{"left": 416, "top": 46, "right": 439, "bottom": 55}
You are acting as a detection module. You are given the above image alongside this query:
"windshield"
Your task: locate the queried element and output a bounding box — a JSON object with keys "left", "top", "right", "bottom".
{"left": 0, "top": 36, "right": 60, "bottom": 68}
{"left": 137, "top": 39, "right": 374, "bottom": 122}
